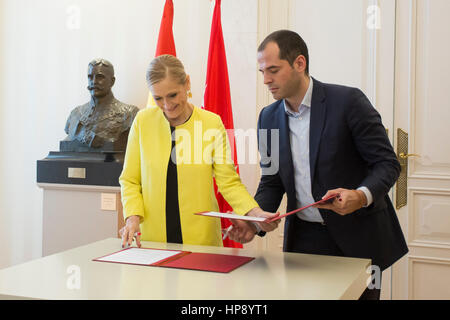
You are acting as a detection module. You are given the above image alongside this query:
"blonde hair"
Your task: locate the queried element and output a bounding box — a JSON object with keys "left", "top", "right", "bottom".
{"left": 146, "top": 54, "right": 187, "bottom": 87}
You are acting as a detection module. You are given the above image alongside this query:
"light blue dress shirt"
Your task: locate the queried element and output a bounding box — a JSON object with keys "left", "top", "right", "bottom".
{"left": 284, "top": 78, "right": 372, "bottom": 223}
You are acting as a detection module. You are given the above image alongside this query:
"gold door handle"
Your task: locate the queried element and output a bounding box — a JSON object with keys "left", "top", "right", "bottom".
{"left": 395, "top": 130, "right": 421, "bottom": 209}
{"left": 396, "top": 129, "right": 409, "bottom": 209}
{"left": 398, "top": 153, "right": 420, "bottom": 159}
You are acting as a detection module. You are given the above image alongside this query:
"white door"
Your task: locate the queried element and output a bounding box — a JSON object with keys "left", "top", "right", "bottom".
{"left": 392, "top": 0, "right": 450, "bottom": 300}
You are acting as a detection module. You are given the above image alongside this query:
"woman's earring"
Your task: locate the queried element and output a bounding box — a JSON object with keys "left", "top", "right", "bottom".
{"left": 187, "top": 90, "right": 192, "bottom": 98}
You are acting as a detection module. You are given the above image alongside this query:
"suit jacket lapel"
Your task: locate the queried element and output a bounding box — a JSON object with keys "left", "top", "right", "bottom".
{"left": 309, "top": 78, "right": 327, "bottom": 184}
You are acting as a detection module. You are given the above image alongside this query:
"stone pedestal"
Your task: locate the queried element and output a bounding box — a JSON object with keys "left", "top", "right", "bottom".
{"left": 36, "top": 151, "right": 126, "bottom": 256}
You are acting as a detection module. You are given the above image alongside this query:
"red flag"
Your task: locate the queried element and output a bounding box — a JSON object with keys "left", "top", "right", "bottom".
{"left": 147, "top": 0, "right": 176, "bottom": 107}
{"left": 155, "top": 0, "right": 176, "bottom": 56}
{"left": 203, "top": 0, "right": 242, "bottom": 248}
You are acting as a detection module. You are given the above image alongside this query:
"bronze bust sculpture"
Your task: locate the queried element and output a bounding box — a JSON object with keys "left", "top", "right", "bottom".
{"left": 37, "top": 59, "right": 137, "bottom": 187}
{"left": 62, "top": 59, "right": 139, "bottom": 152}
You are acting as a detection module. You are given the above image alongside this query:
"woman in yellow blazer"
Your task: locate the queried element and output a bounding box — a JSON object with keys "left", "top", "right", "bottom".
{"left": 119, "top": 55, "right": 279, "bottom": 248}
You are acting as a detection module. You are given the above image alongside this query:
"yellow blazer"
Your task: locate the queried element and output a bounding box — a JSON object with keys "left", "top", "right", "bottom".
{"left": 119, "top": 106, "right": 258, "bottom": 246}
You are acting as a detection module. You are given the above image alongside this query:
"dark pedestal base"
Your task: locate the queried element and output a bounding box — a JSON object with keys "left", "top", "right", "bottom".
{"left": 37, "top": 151, "right": 124, "bottom": 187}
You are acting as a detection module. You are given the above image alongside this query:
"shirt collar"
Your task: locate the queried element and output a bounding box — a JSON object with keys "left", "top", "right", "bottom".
{"left": 284, "top": 77, "right": 313, "bottom": 117}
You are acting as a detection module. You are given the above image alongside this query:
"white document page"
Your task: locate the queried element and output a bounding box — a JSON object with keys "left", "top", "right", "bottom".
{"left": 95, "top": 247, "right": 182, "bottom": 265}
{"left": 196, "top": 211, "right": 266, "bottom": 222}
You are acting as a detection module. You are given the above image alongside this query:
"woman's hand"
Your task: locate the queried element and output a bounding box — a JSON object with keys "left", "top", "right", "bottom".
{"left": 119, "top": 215, "right": 141, "bottom": 248}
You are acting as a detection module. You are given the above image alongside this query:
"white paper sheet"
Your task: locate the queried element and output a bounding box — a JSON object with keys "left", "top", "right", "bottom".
{"left": 95, "top": 247, "right": 182, "bottom": 265}
{"left": 196, "top": 211, "right": 267, "bottom": 222}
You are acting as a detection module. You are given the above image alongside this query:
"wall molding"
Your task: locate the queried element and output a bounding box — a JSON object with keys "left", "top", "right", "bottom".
{"left": 409, "top": 186, "right": 450, "bottom": 194}
{"left": 408, "top": 255, "right": 450, "bottom": 299}
{"left": 409, "top": 241, "right": 450, "bottom": 250}
{"left": 410, "top": 174, "right": 450, "bottom": 181}
{"left": 408, "top": 187, "right": 450, "bottom": 248}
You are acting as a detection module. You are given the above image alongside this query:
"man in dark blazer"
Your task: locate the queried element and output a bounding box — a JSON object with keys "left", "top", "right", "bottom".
{"left": 254, "top": 30, "right": 408, "bottom": 300}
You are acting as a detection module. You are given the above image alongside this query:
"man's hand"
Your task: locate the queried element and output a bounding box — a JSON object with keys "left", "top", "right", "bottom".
{"left": 226, "top": 219, "right": 257, "bottom": 244}
{"left": 246, "top": 207, "right": 280, "bottom": 232}
{"left": 119, "top": 215, "right": 141, "bottom": 248}
{"left": 313, "top": 188, "right": 367, "bottom": 215}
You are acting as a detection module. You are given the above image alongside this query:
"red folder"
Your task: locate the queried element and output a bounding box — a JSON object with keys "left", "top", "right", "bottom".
{"left": 267, "top": 193, "right": 339, "bottom": 222}
{"left": 158, "top": 252, "right": 254, "bottom": 273}
{"left": 93, "top": 247, "right": 254, "bottom": 273}
{"left": 193, "top": 194, "right": 339, "bottom": 223}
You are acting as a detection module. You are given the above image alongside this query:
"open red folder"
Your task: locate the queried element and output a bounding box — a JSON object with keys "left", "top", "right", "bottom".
{"left": 93, "top": 247, "right": 254, "bottom": 273}
{"left": 195, "top": 193, "right": 339, "bottom": 223}
{"left": 267, "top": 193, "right": 338, "bottom": 222}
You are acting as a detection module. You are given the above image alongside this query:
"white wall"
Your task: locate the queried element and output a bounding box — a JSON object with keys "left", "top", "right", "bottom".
{"left": 289, "top": 0, "right": 364, "bottom": 88}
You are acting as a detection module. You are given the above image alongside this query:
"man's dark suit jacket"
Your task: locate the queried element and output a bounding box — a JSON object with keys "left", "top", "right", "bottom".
{"left": 255, "top": 78, "right": 408, "bottom": 271}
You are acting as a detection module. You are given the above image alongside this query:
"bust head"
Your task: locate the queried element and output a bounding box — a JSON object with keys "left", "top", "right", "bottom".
{"left": 87, "top": 59, "right": 116, "bottom": 99}
{"left": 62, "top": 58, "right": 139, "bottom": 152}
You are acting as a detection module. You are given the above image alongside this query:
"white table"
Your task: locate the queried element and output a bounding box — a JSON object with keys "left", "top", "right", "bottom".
{"left": 0, "top": 238, "right": 371, "bottom": 300}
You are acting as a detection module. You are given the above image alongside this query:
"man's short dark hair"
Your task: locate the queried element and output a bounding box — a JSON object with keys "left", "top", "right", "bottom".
{"left": 258, "top": 30, "right": 309, "bottom": 75}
